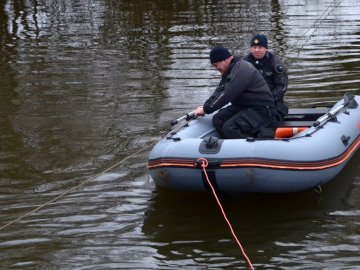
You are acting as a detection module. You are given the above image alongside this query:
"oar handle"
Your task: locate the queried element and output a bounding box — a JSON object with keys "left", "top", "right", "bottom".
{"left": 313, "top": 104, "right": 344, "bottom": 127}
{"left": 170, "top": 111, "right": 196, "bottom": 126}
{"left": 313, "top": 93, "right": 357, "bottom": 127}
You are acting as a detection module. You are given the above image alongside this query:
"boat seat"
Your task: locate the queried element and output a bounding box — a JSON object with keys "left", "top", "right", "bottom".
{"left": 274, "top": 108, "right": 329, "bottom": 138}
{"left": 282, "top": 107, "right": 329, "bottom": 122}
{"left": 287, "top": 108, "right": 329, "bottom": 115}
{"left": 275, "top": 120, "right": 314, "bottom": 127}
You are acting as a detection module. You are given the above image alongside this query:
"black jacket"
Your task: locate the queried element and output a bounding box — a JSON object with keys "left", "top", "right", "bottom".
{"left": 242, "top": 52, "right": 288, "bottom": 100}
{"left": 242, "top": 52, "right": 288, "bottom": 119}
{"left": 203, "top": 58, "right": 274, "bottom": 114}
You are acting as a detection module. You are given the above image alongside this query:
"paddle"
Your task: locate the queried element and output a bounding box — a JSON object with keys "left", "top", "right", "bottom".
{"left": 313, "top": 93, "right": 357, "bottom": 127}
{"left": 170, "top": 111, "right": 197, "bottom": 126}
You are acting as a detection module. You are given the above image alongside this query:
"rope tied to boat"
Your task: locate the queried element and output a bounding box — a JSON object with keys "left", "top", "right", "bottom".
{"left": 196, "top": 157, "right": 255, "bottom": 270}
{"left": 0, "top": 141, "right": 159, "bottom": 231}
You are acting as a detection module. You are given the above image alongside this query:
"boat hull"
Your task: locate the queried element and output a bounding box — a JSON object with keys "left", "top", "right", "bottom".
{"left": 148, "top": 95, "right": 360, "bottom": 194}
{"left": 150, "top": 164, "right": 345, "bottom": 193}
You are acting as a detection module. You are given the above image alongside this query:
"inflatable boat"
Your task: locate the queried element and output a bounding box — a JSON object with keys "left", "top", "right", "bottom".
{"left": 148, "top": 94, "right": 360, "bottom": 194}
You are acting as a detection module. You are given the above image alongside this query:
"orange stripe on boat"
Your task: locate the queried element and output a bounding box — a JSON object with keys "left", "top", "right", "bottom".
{"left": 221, "top": 136, "right": 360, "bottom": 170}
{"left": 147, "top": 159, "right": 196, "bottom": 169}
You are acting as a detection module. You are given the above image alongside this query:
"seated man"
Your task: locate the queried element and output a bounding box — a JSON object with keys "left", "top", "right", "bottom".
{"left": 243, "top": 34, "right": 288, "bottom": 121}
{"left": 194, "top": 47, "right": 276, "bottom": 139}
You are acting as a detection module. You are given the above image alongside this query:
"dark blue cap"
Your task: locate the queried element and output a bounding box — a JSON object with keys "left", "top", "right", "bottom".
{"left": 210, "top": 47, "right": 231, "bottom": 64}
{"left": 250, "top": 34, "right": 268, "bottom": 49}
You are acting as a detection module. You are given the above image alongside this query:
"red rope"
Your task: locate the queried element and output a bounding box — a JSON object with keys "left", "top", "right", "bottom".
{"left": 197, "top": 158, "right": 255, "bottom": 270}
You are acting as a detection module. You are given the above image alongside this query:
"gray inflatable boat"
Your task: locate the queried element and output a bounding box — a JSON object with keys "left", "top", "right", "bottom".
{"left": 148, "top": 94, "right": 360, "bottom": 194}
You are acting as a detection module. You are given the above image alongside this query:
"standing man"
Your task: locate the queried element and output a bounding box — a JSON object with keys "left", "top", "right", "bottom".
{"left": 243, "top": 34, "right": 288, "bottom": 120}
{"left": 194, "top": 47, "right": 276, "bottom": 139}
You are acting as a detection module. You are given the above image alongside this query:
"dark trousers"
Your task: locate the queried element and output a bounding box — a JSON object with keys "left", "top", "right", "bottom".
{"left": 275, "top": 99, "right": 289, "bottom": 121}
{"left": 212, "top": 105, "right": 275, "bottom": 139}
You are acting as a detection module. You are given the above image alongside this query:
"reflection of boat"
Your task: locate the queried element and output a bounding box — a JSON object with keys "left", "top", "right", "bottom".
{"left": 143, "top": 150, "right": 360, "bottom": 267}
{"left": 148, "top": 94, "right": 360, "bottom": 194}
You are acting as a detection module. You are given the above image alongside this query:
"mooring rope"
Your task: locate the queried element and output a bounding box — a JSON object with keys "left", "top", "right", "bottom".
{"left": 0, "top": 113, "right": 199, "bottom": 232}
{"left": 292, "top": 0, "right": 344, "bottom": 56}
{"left": 0, "top": 140, "right": 158, "bottom": 231}
{"left": 197, "top": 158, "right": 255, "bottom": 270}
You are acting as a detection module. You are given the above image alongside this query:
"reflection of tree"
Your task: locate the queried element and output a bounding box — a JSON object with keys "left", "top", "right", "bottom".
{"left": 2, "top": 0, "right": 41, "bottom": 39}
{"left": 100, "top": 1, "right": 195, "bottom": 122}
{"left": 0, "top": 1, "right": 24, "bottom": 180}
{"left": 270, "top": 0, "right": 287, "bottom": 57}
{"left": 102, "top": 1, "right": 191, "bottom": 58}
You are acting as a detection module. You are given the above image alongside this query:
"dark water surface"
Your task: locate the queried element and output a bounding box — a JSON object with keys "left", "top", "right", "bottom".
{"left": 1, "top": 0, "right": 360, "bottom": 269}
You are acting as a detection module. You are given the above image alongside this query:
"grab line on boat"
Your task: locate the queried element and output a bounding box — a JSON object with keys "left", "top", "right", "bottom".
{"left": 0, "top": 141, "right": 159, "bottom": 232}
{"left": 197, "top": 158, "right": 255, "bottom": 270}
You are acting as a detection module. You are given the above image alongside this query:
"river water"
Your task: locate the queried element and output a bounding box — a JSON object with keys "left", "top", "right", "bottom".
{"left": 1, "top": 0, "right": 360, "bottom": 269}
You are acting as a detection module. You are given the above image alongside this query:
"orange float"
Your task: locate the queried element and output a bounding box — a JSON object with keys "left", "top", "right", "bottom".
{"left": 275, "top": 127, "right": 308, "bottom": 139}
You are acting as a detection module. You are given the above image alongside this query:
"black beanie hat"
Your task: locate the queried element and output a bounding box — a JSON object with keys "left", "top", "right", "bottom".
{"left": 250, "top": 34, "right": 268, "bottom": 49}
{"left": 210, "top": 47, "right": 231, "bottom": 64}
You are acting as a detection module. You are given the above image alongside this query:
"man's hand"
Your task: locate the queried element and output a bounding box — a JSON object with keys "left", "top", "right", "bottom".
{"left": 194, "top": 106, "right": 205, "bottom": 116}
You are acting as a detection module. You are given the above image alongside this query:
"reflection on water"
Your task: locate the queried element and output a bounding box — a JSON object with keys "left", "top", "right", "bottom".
{"left": 0, "top": 0, "right": 360, "bottom": 269}
{"left": 143, "top": 152, "right": 360, "bottom": 269}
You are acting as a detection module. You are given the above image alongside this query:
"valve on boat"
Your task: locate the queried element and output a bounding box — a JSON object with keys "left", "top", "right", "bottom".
{"left": 204, "top": 136, "right": 218, "bottom": 149}
{"left": 199, "top": 136, "right": 223, "bottom": 154}
{"left": 341, "top": 135, "right": 350, "bottom": 146}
